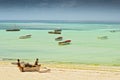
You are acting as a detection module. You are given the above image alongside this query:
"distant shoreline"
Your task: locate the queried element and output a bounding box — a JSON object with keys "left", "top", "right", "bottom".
{"left": 0, "top": 20, "right": 120, "bottom": 24}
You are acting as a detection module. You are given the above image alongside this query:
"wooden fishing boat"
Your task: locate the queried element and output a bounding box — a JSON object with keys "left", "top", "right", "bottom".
{"left": 58, "top": 40, "right": 71, "bottom": 45}
{"left": 55, "top": 37, "right": 63, "bottom": 41}
{"left": 6, "top": 29, "right": 20, "bottom": 31}
{"left": 48, "top": 29, "right": 62, "bottom": 34}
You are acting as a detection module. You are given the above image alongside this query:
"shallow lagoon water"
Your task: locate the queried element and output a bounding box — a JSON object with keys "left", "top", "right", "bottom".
{"left": 0, "top": 22, "right": 120, "bottom": 66}
{"left": 0, "top": 21, "right": 120, "bottom": 66}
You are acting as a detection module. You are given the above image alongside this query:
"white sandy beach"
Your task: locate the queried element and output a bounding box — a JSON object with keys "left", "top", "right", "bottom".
{"left": 0, "top": 62, "right": 120, "bottom": 80}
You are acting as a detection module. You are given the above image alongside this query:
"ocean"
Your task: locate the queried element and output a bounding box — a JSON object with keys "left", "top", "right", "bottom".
{"left": 0, "top": 20, "right": 120, "bottom": 66}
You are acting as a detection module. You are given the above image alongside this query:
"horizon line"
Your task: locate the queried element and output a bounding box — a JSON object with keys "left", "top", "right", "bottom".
{"left": 0, "top": 20, "right": 120, "bottom": 23}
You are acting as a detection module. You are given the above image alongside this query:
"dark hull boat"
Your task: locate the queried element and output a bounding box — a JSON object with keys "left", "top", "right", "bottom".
{"left": 48, "top": 29, "right": 62, "bottom": 34}
{"left": 58, "top": 40, "right": 71, "bottom": 45}
{"left": 6, "top": 29, "right": 20, "bottom": 31}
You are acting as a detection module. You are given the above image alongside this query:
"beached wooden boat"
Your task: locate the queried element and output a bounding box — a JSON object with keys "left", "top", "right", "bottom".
{"left": 59, "top": 40, "right": 71, "bottom": 45}
{"left": 17, "top": 59, "right": 41, "bottom": 72}
{"left": 19, "top": 34, "right": 31, "bottom": 39}
{"left": 18, "top": 65, "right": 41, "bottom": 72}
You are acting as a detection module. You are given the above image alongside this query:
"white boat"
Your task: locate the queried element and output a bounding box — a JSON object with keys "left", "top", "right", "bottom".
{"left": 19, "top": 35, "right": 31, "bottom": 39}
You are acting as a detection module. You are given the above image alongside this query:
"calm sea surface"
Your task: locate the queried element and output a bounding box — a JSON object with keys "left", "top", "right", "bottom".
{"left": 0, "top": 21, "right": 120, "bottom": 66}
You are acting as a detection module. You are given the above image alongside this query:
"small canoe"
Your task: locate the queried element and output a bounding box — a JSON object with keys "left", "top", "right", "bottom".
{"left": 58, "top": 40, "right": 71, "bottom": 45}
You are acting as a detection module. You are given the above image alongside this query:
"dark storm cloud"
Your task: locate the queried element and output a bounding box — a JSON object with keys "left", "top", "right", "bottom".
{"left": 0, "top": 0, "right": 120, "bottom": 8}
{"left": 0, "top": 0, "right": 120, "bottom": 21}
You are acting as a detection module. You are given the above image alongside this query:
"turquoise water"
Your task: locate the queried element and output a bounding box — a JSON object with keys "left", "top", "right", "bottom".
{"left": 0, "top": 22, "right": 120, "bottom": 66}
{"left": 0, "top": 21, "right": 120, "bottom": 30}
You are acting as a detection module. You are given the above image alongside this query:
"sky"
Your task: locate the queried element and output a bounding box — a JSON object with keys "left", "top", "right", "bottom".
{"left": 0, "top": 0, "right": 120, "bottom": 22}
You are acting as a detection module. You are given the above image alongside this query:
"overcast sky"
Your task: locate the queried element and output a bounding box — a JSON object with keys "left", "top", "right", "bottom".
{"left": 0, "top": 0, "right": 120, "bottom": 22}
